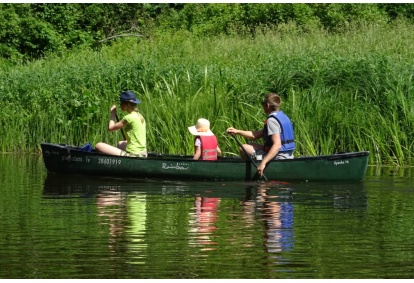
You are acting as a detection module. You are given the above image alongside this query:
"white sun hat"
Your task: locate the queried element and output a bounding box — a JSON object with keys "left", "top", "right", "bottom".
{"left": 188, "top": 118, "right": 214, "bottom": 136}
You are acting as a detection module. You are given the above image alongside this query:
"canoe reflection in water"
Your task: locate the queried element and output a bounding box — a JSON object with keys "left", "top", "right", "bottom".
{"left": 188, "top": 196, "right": 220, "bottom": 251}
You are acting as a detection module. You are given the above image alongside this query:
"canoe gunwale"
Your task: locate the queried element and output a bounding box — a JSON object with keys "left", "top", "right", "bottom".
{"left": 44, "top": 143, "right": 369, "bottom": 164}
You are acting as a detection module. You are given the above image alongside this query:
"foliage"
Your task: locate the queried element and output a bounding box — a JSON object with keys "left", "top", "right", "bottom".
{"left": 1, "top": 21, "right": 414, "bottom": 166}
{"left": 0, "top": 3, "right": 413, "bottom": 62}
{"left": 0, "top": 3, "right": 154, "bottom": 62}
{"left": 2, "top": 4, "right": 414, "bottom": 165}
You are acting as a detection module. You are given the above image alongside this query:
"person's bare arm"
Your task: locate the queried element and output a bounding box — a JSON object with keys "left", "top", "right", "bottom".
{"left": 193, "top": 146, "right": 201, "bottom": 160}
{"left": 217, "top": 146, "right": 222, "bottom": 156}
{"left": 108, "top": 105, "right": 126, "bottom": 132}
{"left": 226, "top": 127, "right": 263, "bottom": 140}
{"left": 257, "top": 134, "right": 281, "bottom": 176}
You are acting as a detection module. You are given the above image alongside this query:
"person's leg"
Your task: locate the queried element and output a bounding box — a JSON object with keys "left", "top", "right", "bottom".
{"left": 95, "top": 142, "right": 123, "bottom": 155}
{"left": 239, "top": 143, "right": 263, "bottom": 160}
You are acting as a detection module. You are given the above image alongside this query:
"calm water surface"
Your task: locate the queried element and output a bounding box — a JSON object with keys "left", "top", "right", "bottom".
{"left": 1, "top": 154, "right": 414, "bottom": 279}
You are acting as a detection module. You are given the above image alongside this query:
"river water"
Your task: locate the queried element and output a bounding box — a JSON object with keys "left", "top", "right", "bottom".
{"left": 1, "top": 154, "right": 413, "bottom": 279}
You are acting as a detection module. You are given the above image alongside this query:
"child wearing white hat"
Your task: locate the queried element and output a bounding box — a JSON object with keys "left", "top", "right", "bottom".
{"left": 188, "top": 118, "right": 222, "bottom": 160}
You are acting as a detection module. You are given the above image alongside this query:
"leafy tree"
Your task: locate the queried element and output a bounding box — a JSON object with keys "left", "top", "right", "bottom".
{"left": 0, "top": 3, "right": 414, "bottom": 63}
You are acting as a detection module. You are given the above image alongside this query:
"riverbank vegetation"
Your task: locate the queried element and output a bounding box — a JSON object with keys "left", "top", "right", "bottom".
{"left": 1, "top": 4, "right": 414, "bottom": 165}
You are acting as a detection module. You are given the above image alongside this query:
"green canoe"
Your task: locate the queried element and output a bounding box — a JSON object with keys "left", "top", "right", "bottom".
{"left": 41, "top": 143, "right": 369, "bottom": 182}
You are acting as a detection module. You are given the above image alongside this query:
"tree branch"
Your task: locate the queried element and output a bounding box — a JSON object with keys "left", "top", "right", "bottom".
{"left": 99, "top": 33, "right": 143, "bottom": 43}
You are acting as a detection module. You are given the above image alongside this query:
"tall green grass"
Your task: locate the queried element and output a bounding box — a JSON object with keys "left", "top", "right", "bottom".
{"left": 1, "top": 21, "right": 414, "bottom": 165}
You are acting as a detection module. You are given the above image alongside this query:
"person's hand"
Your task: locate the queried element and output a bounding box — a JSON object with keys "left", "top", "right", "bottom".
{"left": 257, "top": 162, "right": 266, "bottom": 177}
{"left": 110, "top": 105, "right": 117, "bottom": 114}
{"left": 226, "top": 127, "right": 238, "bottom": 135}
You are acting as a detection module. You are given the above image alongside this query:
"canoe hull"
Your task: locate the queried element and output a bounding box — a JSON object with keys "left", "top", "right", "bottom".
{"left": 41, "top": 143, "right": 369, "bottom": 182}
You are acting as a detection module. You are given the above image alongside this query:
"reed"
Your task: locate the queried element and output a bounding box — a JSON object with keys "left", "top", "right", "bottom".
{"left": 1, "top": 21, "right": 414, "bottom": 165}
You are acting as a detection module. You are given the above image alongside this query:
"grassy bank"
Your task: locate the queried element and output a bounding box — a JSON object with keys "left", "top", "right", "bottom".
{"left": 1, "top": 21, "right": 413, "bottom": 165}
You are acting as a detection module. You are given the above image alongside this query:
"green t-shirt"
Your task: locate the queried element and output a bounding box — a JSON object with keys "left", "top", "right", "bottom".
{"left": 123, "top": 111, "right": 146, "bottom": 154}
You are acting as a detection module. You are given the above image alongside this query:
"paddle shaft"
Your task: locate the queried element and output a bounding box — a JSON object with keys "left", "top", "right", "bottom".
{"left": 115, "top": 113, "right": 127, "bottom": 140}
{"left": 230, "top": 133, "right": 268, "bottom": 181}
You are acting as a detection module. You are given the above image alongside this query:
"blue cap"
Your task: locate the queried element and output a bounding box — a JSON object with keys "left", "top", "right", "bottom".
{"left": 120, "top": 90, "right": 141, "bottom": 104}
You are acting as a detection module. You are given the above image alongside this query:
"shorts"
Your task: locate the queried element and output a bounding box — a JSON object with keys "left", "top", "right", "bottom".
{"left": 120, "top": 150, "right": 148, "bottom": 158}
{"left": 252, "top": 149, "right": 294, "bottom": 161}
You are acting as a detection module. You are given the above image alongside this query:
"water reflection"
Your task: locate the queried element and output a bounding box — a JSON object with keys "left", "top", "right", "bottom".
{"left": 258, "top": 185, "right": 294, "bottom": 254}
{"left": 240, "top": 182, "right": 294, "bottom": 268}
{"left": 189, "top": 196, "right": 220, "bottom": 251}
{"left": 126, "top": 194, "right": 147, "bottom": 265}
{"left": 96, "top": 190, "right": 127, "bottom": 253}
{"left": 43, "top": 174, "right": 148, "bottom": 266}
{"left": 4, "top": 155, "right": 414, "bottom": 278}
{"left": 41, "top": 173, "right": 368, "bottom": 278}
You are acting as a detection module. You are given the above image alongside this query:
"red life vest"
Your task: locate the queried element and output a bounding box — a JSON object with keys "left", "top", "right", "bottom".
{"left": 198, "top": 135, "right": 218, "bottom": 160}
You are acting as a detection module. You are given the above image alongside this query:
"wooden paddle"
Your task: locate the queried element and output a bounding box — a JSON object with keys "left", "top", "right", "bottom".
{"left": 229, "top": 133, "right": 268, "bottom": 181}
{"left": 115, "top": 113, "right": 127, "bottom": 141}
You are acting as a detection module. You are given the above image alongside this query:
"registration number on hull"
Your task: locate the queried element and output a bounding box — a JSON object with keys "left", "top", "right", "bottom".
{"left": 98, "top": 158, "right": 122, "bottom": 166}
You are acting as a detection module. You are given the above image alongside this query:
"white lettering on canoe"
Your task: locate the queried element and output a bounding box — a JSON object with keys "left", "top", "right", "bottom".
{"left": 334, "top": 160, "right": 349, "bottom": 166}
{"left": 61, "top": 156, "right": 83, "bottom": 162}
{"left": 162, "top": 162, "right": 189, "bottom": 171}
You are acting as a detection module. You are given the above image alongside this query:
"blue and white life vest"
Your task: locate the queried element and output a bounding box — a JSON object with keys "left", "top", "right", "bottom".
{"left": 263, "top": 111, "right": 295, "bottom": 152}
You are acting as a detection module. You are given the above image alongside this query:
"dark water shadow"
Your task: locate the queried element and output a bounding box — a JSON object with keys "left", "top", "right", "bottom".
{"left": 42, "top": 173, "right": 367, "bottom": 210}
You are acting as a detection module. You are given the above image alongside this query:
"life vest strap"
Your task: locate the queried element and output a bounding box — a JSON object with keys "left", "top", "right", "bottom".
{"left": 282, "top": 139, "right": 295, "bottom": 145}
